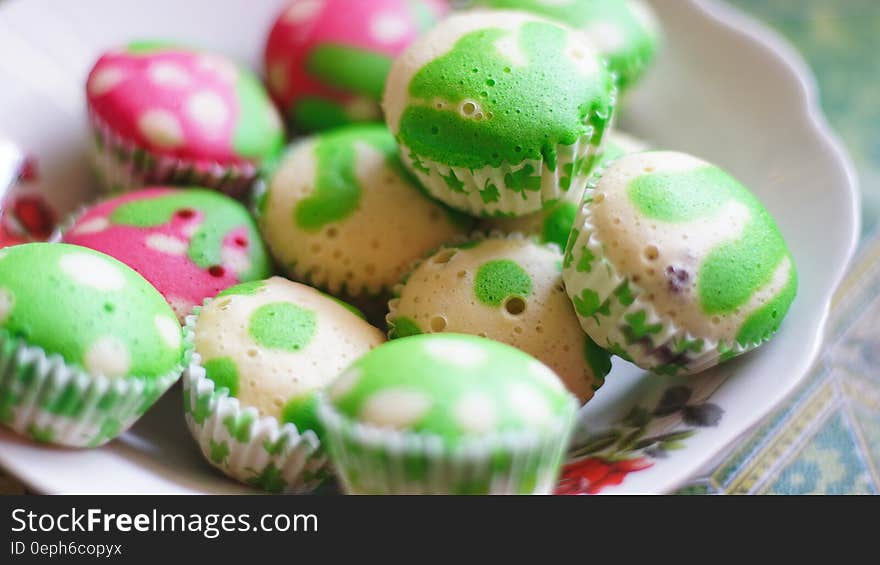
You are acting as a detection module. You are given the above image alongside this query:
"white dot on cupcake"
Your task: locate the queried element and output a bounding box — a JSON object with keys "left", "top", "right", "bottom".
{"left": 138, "top": 109, "right": 184, "bottom": 149}
{"left": 284, "top": 0, "right": 323, "bottom": 23}
{"left": 145, "top": 234, "right": 188, "bottom": 255}
{"left": 88, "top": 67, "right": 126, "bottom": 96}
{"left": 424, "top": 339, "right": 488, "bottom": 368}
{"left": 371, "top": 13, "right": 409, "bottom": 44}
{"left": 360, "top": 388, "right": 431, "bottom": 429}
{"left": 154, "top": 315, "right": 181, "bottom": 350}
{"left": 454, "top": 392, "right": 497, "bottom": 434}
{"left": 221, "top": 246, "right": 251, "bottom": 275}
{"left": 73, "top": 217, "right": 110, "bottom": 235}
{"left": 197, "top": 55, "right": 238, "bottom": 83}
{"left": 148, "top": 62, "right": 191, "bottom": 87}
{"left": 508, "top": 383, "right": 550, "bottom": 426}
{"left": 584, "top": 21, "right": 628, "bottom": 53}
{"left": 168, "top": 296, "right": 196, "bottom": 321}
{"left": 0, "top": 288, "right": 14, "bottom": 324}
{"left": 330, "top": 367, "right": 362, "bottom": 400}
{"left": 84, "top": 336, "right": 131, "bottom": 378}
{"left": 187, "top": 91, "right": 229, "bottom": 134}
{"left": 60, "top": 252, "right": 125, "bottom": 291}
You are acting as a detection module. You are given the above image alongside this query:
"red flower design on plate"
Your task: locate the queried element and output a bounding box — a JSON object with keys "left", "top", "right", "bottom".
{"left": 556, "top": 456, "right": 653, "bottom": 495}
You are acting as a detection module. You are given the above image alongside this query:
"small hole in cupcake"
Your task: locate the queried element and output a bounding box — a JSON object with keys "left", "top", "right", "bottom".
{"left": 486, "top": 78, "right": 495, "bottom": 86}
{"left": 535, "top": 325, "right": 544, "bottom": 333}
{"left": 247, "top": 348, "right": 258, "bottom": 358}
{"left": 562, "top": 344, "right": 571, "bottom": 352}
{"left": 176, "top": 208, "right": 196, "bottom": 219}
{"left": 504, "top": 296, "right": 527, "bottom": 316}
{"left": 209, "top": 265, "right": 225, "bottom": 278}
{"left": 612, "top": 217, "right": 621, "bottom": 225}
{"left": 310, "top": 243, "right": 322, "bottom": 254}
{"left": 326, "top": 227, "right": 338, "bottom": 238}
{"left": 632, "top": 275, "right": 641, "bottom": 283}
{"left": 646, "top": 268, "right": 655, "bottom": 276}
{"left": 513, "top": 326, "right": 523, "bottom": 334}
{"left": 217, "top": 298, "right": 231, "bottom": 310}
{"left": 430, "top": 316, "right": 447, "bottom": 332}
{"left": 644, "top": 167, "right": 655, "bottom": 173}
{"left": 514, "top": 146, "right": 522, "bottom": 153}
{"left": 365, "top": 264, "right": 376, "bottom": 275}
{"left": 503, "top": 67, "right": 512, "bottom": 74}
{"left": 432, "top": 249, "right": 457, "bottom": 265}
{"left": 457, "top": 270, "right": 467, "bottom": 279}
{"left": 592, "top": 192, "right": 605, "bottom": 204}
{"left": 644, "top": 245, "right": 659, "bottom": 261}
{"left": 431, "top": 126, "right": 439, "bottom": 134}
{"left": 103, "top": 302, "right": 115, "bottom": 313}
{"left": 477, "top": 332, "right": 488, "bottom": 338}
{"left": 712, "top": 316, "right": 721, "bottom": 325}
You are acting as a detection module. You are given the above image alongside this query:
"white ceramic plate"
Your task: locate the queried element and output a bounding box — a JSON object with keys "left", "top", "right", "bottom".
{"left": 0, "top": 0, "right": 859, "bottom": 494}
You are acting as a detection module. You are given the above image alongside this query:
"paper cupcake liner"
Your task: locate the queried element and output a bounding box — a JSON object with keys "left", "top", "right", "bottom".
{"left": 0, "top": 328, "right": 189, "bottom": 448}
{"left": 316, "top": 393, "right": 576, "bottom": 494}
{"left": 181, "top": 307, "right": 329, "bottom": 494}
{"left": 88, "top": 109, "right": 258, "bottom": 199}
{"left": 561, "top": 170, "right": 752, "bottom": 376}
{"left": 399, "top": 133, "right": 607, "bottom": 218}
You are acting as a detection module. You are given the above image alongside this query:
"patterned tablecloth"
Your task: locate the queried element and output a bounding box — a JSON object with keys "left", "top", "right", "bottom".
{"left": 1, "top": 0, "right": 878, "bottom": 494}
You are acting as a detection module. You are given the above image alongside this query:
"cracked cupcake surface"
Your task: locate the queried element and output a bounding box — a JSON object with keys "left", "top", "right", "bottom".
{"left": 63, "top": 187, "right": 271, "bottom": 322}
{"left": 383, "top": 10, "right": 616, "bottom": 217}
{"left": 258, "top": 124, "right": 471, "bottom": 297}
{"left": 264, "top": 0, "right": 448, "bottom": 132}
{"left": 563, "top": 151, "right": 797, "bottom": 375}
{"left": 473, "top": 0, "right": 660, "bottom": 91}
{"left": 388, "top": 235, "right": 611, "bottom": 402}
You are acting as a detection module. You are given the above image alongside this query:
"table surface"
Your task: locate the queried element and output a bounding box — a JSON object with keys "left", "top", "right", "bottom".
{"left": 2, "top": 0, "right": 879, "bottom": 495}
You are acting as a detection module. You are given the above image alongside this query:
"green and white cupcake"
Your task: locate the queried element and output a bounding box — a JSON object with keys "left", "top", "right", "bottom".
{"left": 472, "top": 0, "right": 660, "bottom": 91}
{"left": 183, "top": 276, "right": 384, "bottom": 493}
{"left": 383, "top": 10, "right": 616, "bottom": 217}
{"left": 563, "top": 151, "right": 798, "bottom": 375}
{"left": 0, "top": 243, "right": 188, "bottom": 447}
{"left": 257, "top": 124, "right": 471, "bottom": 297}
{"left": 482, "top": 131, "right": 647, "bottom": 250}
{"left": 317, "top": 333, "right": 578, "bottom": 494}
{"left": 388, "top": 234, "right": 611, "bottom": 403}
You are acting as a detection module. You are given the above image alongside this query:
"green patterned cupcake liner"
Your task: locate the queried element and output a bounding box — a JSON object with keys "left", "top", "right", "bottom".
{"left": 181, "top": 307, "right": 329, "bottom": 494}
{"left": 561, "top": 171, "right": 752, "bottom": 376}
{"left": 398, "top": 130, "right": 611, "bottom": 218}
{"left": 0, "top": 327, "right": 189, "bottom": 448}
{"left": 89, "top": 110, "right": 258, "bottom": 198}
{"left": 316, "top": 391, "right": 577, "bottom": 494}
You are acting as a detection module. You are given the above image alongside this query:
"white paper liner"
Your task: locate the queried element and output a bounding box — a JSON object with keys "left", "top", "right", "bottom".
{"left": 561, "top": 169, "right": 754, "bottom": 375}
{"left": 0, "top": 328, "right": 189, "bottom": 448}
{"left": 316, "top": 392, "right": 577, "bottom": 495}
{"left": 181, "top": 308, "right": 329, "bottom": 494}
{"left": 89, "top": 109, "right": 259, "bottom": 199}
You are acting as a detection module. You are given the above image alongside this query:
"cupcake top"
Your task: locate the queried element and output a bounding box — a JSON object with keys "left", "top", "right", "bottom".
{"left": 384, "top": 11, "right": 614, "bottom": 171}
{"left": 388, "top": 236, "right": 610, "bottom": 402}
{"left": 572, "top": 150, "right": 797, "bottom": 346}
{"left": 63, "top": 187, "right": 270, "bottom": 321}
{"left": 0, "top": 243, "right": 184, "bottom": 379}
{"left": 87, "top": 42, "right": 284, "bottom": 167}
{"left": 482, "top": 131, "right": 648, "bottom": 249}
{"left": 324, "top": 333, "right": 576, "bottom": 444}
{"left": 265, "top": 0, "right": 449, "bottom": 131}
{"left": 474, "top": 0, "right": 660, "bottom": 90}
{"left": 193, "top": 277, "right": 384, "bottom": 433}
{"left": 258, "top": 124, "right": 471, "bottom": 296}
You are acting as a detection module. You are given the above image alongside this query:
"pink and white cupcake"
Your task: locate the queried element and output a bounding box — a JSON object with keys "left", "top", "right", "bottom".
{"left": 61, "top": 187, "right": 272, "bottom": 322}
{"left": 264, "top": 0, "right": 449, "bottom": 132}
{"left": 86, "top": 41, "right": 285, "bottom": 197}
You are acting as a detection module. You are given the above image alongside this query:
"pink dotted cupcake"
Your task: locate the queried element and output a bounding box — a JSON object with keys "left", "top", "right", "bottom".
{"left": 264, "top": 0, "right": 449, "bottom": 132}
{"left": 86, "top": 41, "right": 285, "bottom": 197}
{"left": 61, "top": 187, "right": 272, "bottom": 322}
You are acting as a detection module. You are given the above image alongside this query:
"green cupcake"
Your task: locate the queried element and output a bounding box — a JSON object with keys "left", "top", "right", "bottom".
{"left": 317, "top": 333, "right": 578, "bottom": 494}
{"left": 0, "top": 243, "right": 188, "bottom": 447}
{"left": 383, "top": 10, "right": 616, "bottom": 218}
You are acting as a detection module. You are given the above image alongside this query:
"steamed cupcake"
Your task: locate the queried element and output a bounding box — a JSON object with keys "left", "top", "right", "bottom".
{"left": 563, "top": 151, "right": 798, "bottom": 375}
{"left": 265, "top": 0, "right": 449, "bottom": 131}
{"left": 387, "top": 234, "right": 611, "bottom": 402}
{"left": 317, "top": 333, "right": 578, "bottom": 494}
{"left": 62, "top": 187, "right": 271, "bottom": 322}
{"left": 257, "top": 124, "right": 471, "bottom": 297}
{"left": 0, "top": 243, "right": 188, "bottom": 447}
{"left": 383, "top": 10, "right": 616, "bottom": 217}
{"left": 481, "top": 131, "right": 647, "bottom": 250}
{"left": 473, "top": 0, "right": 660, "bottom": 90}
{"left": 183, "top": 276, "right": 384, "bottom": 492}
{"left": 86, "top": 42, "right": 285, "bottom": 196}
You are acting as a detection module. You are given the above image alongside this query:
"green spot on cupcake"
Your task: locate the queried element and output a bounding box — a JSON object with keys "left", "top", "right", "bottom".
{"left": 473, "top": 259, "right": 533, "bottom": 306}
{"left": 217, "top": 279, "right": 266, "bottom": 297}
{"left": 541, "top": 202, "right": 578, "bottom": 250}
{"left": 249, "top": 302, "right": 317, "bottom": 352}
{"left": 293, "top": 98, "right": 352, "bottom": 131}
{"left": 233, "top": 70, "right": 285, "bottom": 161}
{"left": 736, "top": 267, "right": 798, "bottom": 347}
{"left": 307, "top": 45, "right": 392, "bottom": 101}
{"left": 282, "top": 393, "right": 323, "bottom": 438}
{"left": 389, "top": 316, "right": 423, "bottom": 339}
{"left": 203, "top": 357, "right": 239, "bottom": 396}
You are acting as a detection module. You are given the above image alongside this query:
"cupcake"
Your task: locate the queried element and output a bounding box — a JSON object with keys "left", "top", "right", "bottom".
{"left": 472, "top": 0, "right": 660, "bottom": 91}
{"left": 387, "top": 234, "right": 610, "bottom": 402}
{"left": 563, "top": 151, "right": 798, "bottom": 375}
{"left": 481, "top": 131, "right": 647, "bottom": 250}
{"left": 62, "top": 187, "right": 271, "bottom": 322}
{"left": 86, "top": 41, "right": 285, "bottom": 196}
{"left": 265, "top": 0, "right": 449, "bottom": 132}
{"left": 257, "top": 123, "right": 471, "bottom": 297}
{"left": 183, "top": 276, "right": 384, "bottom": 492}
{"left": 0, "top": 243, "right": 188, "bottom": 447}
{"left": 316, "top": 333, "right": 578, "bottom": 494}
{"left": 383, "top": 10, "right": 616, "bottom": 217}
